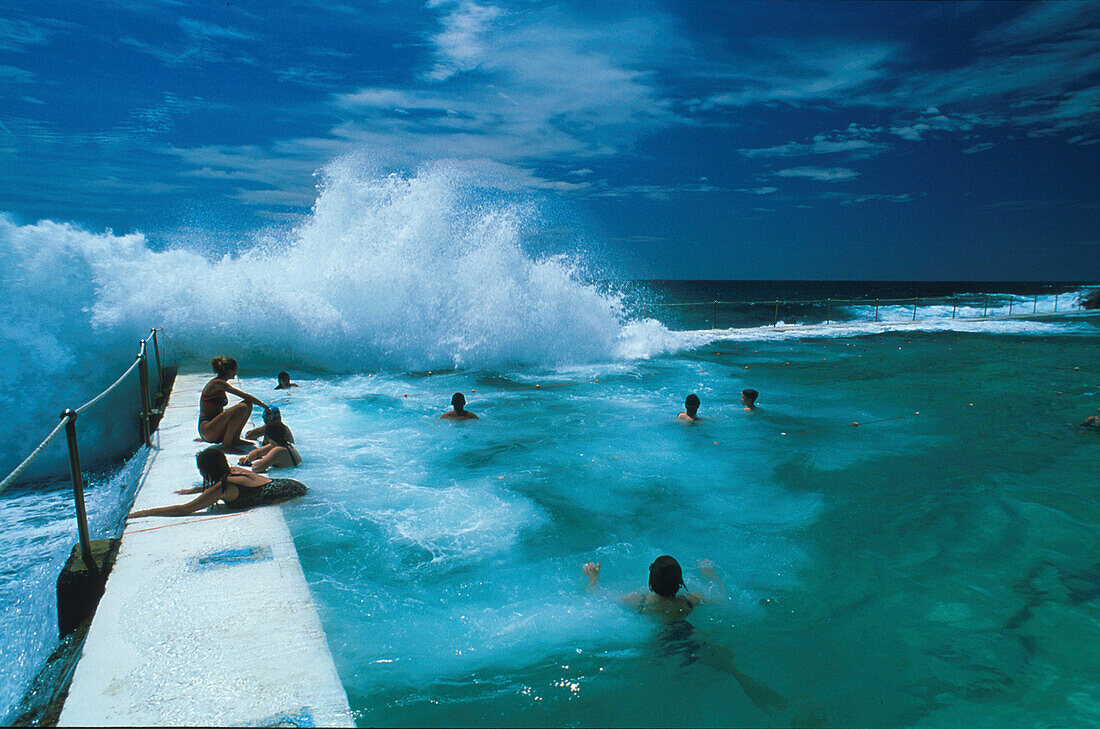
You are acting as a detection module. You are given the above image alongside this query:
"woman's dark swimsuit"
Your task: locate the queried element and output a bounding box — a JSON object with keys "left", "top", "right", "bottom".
{"left": 226, "top": 478, "right": 307, "bottom": 510}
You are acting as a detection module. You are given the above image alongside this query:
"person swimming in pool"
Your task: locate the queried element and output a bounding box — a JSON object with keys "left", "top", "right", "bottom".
{"left": 128, "top": 448, "right": 307, "bottom": 518}
{"left": 238, "top": 420, "right": 301, "bottom": 472}
{"left": 199, "top": 356, "right": 271, "bottom": 454}
{"left": 741, "top": 388, "right": 759, "bottom": 411}
{"left": 582, "top": 555, "right": 787, "bottom": 716}
{"left": 1080, "top": 406, "right": 1100, "bottom": 428}
{"left": 678, "top": 393, "right": 701, "bottom": 423}
{"left": 245, "top": 406, "right": 295, "bottom": 445}
{"left": 274, "top": 371, "right": 299, "bottom": 390}
{"left": 441, "top": 392, "right": 478, "bottom": 420}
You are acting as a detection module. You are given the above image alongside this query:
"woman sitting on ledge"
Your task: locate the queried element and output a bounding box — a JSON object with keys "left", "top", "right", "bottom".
{"left": 238, "top": 420, "right": 301, "bottom": 472}
{"left": 128, "top": 448, "right": 307, "bottom": 519}
{"left": 199, "top": 356, "right": 271, "bottom": 454}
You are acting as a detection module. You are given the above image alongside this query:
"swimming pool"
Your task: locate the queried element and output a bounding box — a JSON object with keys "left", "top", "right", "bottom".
{"left": 268, "top": 325, "right": 1100, "bottom": 727}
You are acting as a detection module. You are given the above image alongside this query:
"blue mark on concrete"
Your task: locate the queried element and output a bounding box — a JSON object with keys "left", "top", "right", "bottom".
{"left": 247, "top": 706, "right": 315, "bottom": 727}
{"left": 191, "top": 545, "right": 272, "bottom": 570}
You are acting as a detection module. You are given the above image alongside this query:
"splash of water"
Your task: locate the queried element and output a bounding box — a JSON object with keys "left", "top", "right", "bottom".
{"left": 0, "top": 160, "right": 643, "bottom": 476}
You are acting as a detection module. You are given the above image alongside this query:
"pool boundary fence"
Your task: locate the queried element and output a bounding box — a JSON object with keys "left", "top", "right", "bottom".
{"left": 642, "top": 291, "right": 1088, "bottom": 329}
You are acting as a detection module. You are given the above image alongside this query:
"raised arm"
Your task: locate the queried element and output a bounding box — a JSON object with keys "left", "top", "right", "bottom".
{"left": 221, "top": 382, "right": 270, "bottom": 411}
{"left": 582, "top": 561, "right": 601, "bottom": 589}
{"left": 694, "top": 559, "right": 730, "bottom": 601}
{"left": 129, "top": 485, "right": 223, "bottom": 519}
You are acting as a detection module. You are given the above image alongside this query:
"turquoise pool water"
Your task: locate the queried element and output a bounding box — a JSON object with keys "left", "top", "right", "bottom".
{"left": 269, "top": 322, "right": 1100, "bottom": 727}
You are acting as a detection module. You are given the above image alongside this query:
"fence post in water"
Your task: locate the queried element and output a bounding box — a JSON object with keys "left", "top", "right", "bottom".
{"left": 1008, "top": 298, "right": 1013, "bottom": 316}
{"left": 774, "top": 299, "right": 780, "bottom": 326}
{"left": 912, "top": 298, "right": 918, "bottom": 322}
{"left": 874, "top": 299, "right": 879, "bottom": 322}
{"left": 61, "top": 409, "right": 99, "bottom": 579}
{"left": 713, "top": 300, "right": 718, "bottom": 329}
{"left": 1054, "top": 294, "right": 1059, "bottom": 313}
{"left": 137, "top": 342, "right": 152, "bottom": 448}
{"left": 1033, "top": 295, "right": 1037, "bottom": 314}
{"left": 825, "top": 298, "right": 831, "bottom": 324}
{"left": 951, "top": 298, "right": 957, "bottom": 319}
{"left": 983, "top": 296, "right": 989, "bottom": 318}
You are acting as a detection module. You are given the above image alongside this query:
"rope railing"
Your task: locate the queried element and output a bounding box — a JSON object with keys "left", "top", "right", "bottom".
{"left": 0, "top": 328, "right": 173, "bottom": 577}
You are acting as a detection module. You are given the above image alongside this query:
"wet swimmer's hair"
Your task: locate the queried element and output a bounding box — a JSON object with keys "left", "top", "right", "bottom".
{"left": 451, "top": 392, "right": 466, "bottom": 408}
{"left": 685, "top": 393, "right": 700, "bottom": 412}
{"left": 197, "top": 447, "right": 230, "bottom": 488}
{"left": 278, "top": 371, "right": 290, "bottom": 381}
{"left": 265, "top": 420, "right": 291, "bottom": 448}
{"left": 742, "top": 388, "right": 758, "bottom": 405}
{"left": 211, "top": 356, "right": 238, "bottom": 378}
{"left": 649, "top": 555, "right": 686, "bottom": 597}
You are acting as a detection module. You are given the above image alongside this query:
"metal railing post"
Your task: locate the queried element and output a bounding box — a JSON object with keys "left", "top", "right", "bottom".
{"left": 713, "top": 300, "right": 718, "bottom": 329}
{"left": 773, "top": 300, "right": 780, "bottom": 326}
{"left": 150, "top": 328, "right": 164, "bottom": 394}
{"left": 912, "top": 298, "right": 918, "bottom": 322}
{"left": 1032, "top": 295, "right": 1037, "bottom": 314}
{"left": 1008, "top": 298, "right": 1013, "bottom": 316}
{"left": 137, "top": 341, "right": 152, "bottom": 448}
{"left": 874, "top": 299, "right": 879, "bottom": 322}
{"left": 951, "top": 298, "right": 957, "bottom": 319}
{"left": 61, "top": 409, "right": 99, "bottom": 579}
{"left": 982, "top": 296, "right": 989, "bottom": 318}
{"left": 825, "top": 298, "right": 831, "bottom": 324}
{"left": 1054, "top": 294, "right": 1059, "bottom": 312}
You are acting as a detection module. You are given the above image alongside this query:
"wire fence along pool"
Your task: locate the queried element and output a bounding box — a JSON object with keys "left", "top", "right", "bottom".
{"left": 640, "top": 292, "right": 1087, "bottom": 330}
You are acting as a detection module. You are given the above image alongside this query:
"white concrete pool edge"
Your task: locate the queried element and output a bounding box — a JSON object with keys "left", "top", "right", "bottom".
{"left": 58, "top": 374, "right": 353, "bottom": 727}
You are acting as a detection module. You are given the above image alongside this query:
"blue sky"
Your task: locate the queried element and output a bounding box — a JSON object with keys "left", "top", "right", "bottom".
{"left": 1, "top": 0, "right": 1098, "bottom": 279}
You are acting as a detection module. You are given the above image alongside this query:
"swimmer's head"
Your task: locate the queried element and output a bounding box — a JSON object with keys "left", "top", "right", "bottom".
{"left": 451, "top": 392, "right": 466, "bottom": 409}
{"left": 265, "top": 421, "right": 290, "bottom": 448}
{"left": 196, "top": 447, "right": 230, "bottom": 487}
{"left": 684, "top": 393, "right": 700, "bottom": 415}
{"left": 277, "top": 371, "right": 291, "bottom": 385}
{"left": 741, "top": 389, "right": 759, "bottom": 407}
{"left": 648, "top": 555, "right": 686, "bottom": 597}
{"left": 262, "top": 406, "right": 281, "bottom": 424}
{"left": 211, "top": 356, "right": 238, "bottom": 378}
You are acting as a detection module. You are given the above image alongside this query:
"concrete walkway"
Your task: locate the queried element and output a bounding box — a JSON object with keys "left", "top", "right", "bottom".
{"left": 59, "top": 374, "right": 353, "bottom": 727}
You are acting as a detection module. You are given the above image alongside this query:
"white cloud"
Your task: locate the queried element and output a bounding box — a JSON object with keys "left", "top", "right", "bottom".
{"left": 0, "top": 65, "right": 35, "bottom": 83}
{"left": 961, "top": 142, "right": 995, "bottom": 155}
{"left": 0, "top": 17, "right": 53, "bottom": 52}
{"left": 328, "top": 3, "right": 684, "bottom": 174}
{"left": 890, "top": 110, "right": 982, "bottom": 141}
{"left": 741, "top": 124, "right": 888, "bottom": 158}
{"left": 692, "top": 39, "right": 899, "bottom": 110}
{"left": 979, "top": 2, "right": 1100, "bottom": 46}
{"left": 773, "top": 167, "right": 859, "bottom": 182}
{"left": 424, "top": 0, "right": 503, "bottom": 81}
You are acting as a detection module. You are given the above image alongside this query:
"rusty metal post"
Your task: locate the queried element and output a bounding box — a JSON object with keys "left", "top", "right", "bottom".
{"left": 137, "top": 342, "right": 151, "bottom": 448}
{"left": 61, "top": 409, "right": 99, "bottom": 579}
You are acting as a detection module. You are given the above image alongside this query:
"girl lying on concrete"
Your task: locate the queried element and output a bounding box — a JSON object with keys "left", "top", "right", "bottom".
{"left": 128, "top": 448, "right": 307, "bottom": 518}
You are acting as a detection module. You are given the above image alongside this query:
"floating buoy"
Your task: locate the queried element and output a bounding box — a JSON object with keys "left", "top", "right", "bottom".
{"left": 852, "top": 422, "right": 859, "bottom": 427}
